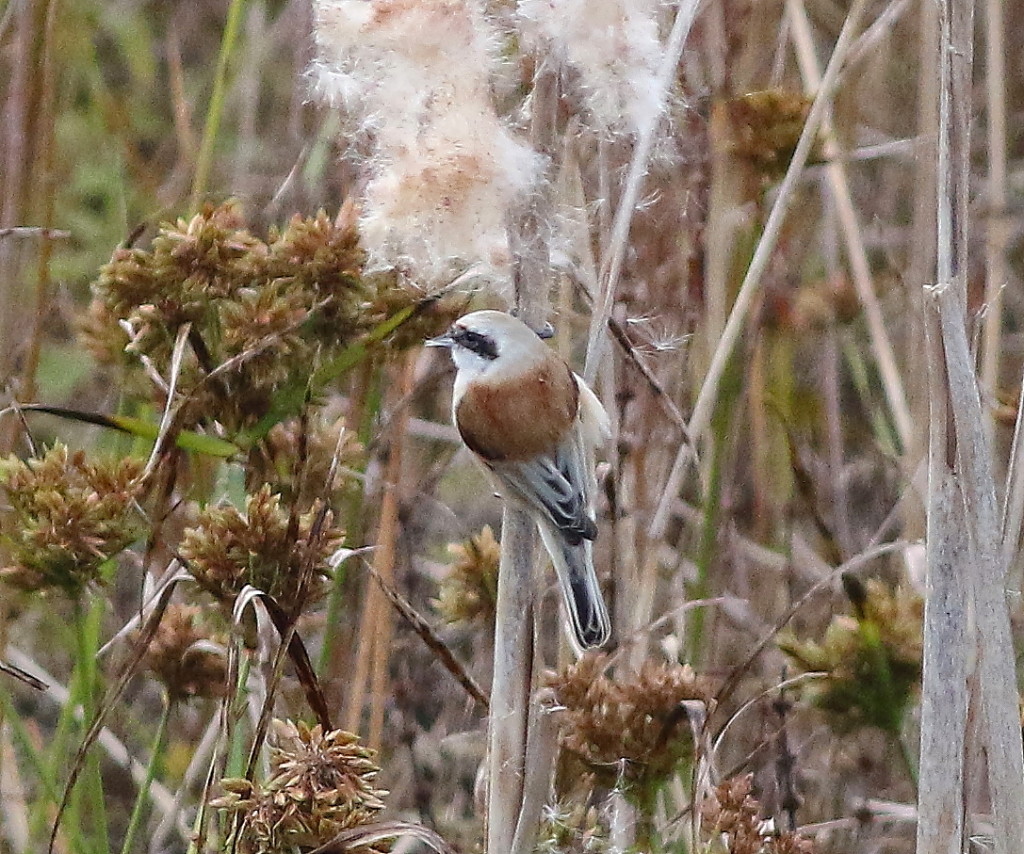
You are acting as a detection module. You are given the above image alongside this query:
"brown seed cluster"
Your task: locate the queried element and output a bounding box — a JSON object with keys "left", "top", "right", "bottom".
{"left": 435, "top": 525, "right": 500, "bottom": 626}
{"left": 535, "top": 801, "right": 610, "bottom": 854}
{"left": 701, "top": 775, "right": 816, "bottom": 854}
{"left": 137, "top": 604, "right": 227, "bottom": 700}
{"left": 718, "top": 89, "right": 815, "bottom": 178}
{"left": 212, "top": 719, "right": 388, "bottom": 854}
{"left": 778, "top": 579, "right": 923, "bottom": 734}
{"left": 80, "top": 201, "right": 459, "bottom": 432}
{"left": 546, "top": 654, "right": 712, "bottom": 794}
{"left": 0, "top": 444, "right": 142, "bottom": 595}
{"left": 180, "top": 485, "right": 344, "bottom": 613}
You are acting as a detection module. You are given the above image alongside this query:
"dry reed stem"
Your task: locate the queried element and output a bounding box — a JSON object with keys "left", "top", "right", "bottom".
{"left": 687, "top": 0, "right": 870, "bottom": 443}
{"left": 486, "top": 54, "right": 556, "bottom": 854}
{"left": 920, "top": 0, "right": 1024, "bottom": 847}
{"left": 787, "top": 0, "right": 913, "bottom": 453}
{"left": 20, "top": 0, "right": 57, "bottom": 408}
{"left": 935, "top": 283, "right": 1024, "bottom": 851}
{"left": 917, "top": 294, "right": 968, "bottom": 854}
{"left": 344, "top": 354, "right": 414, "bottom": 750}
{"left": 980, "top": 0, "right": 1008, "bottom": 443}
{"left": 486, "top": 511, "right": 536, "bottom": 854}
{"left": 583, "top": 0, "right": 701, "bottom": 383}
{"left": 509, "top": 692, "right": 558, "bottom": 854}
{"left": 366, "top": 355, "right": 415, "bottom": 752}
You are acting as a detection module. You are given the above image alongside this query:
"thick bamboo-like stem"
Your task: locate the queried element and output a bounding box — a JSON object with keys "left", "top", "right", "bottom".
{"left": 919, "top": 0, "right": 1024, "bottom": 849}
{"left": 487, "top": 511, "right": 537, "bottom": 854}
{"left": 918, "top": 295, "right": 968, "bottom": 854}
{"left": 486, "top": 60, "right": 554, "bottom": 854}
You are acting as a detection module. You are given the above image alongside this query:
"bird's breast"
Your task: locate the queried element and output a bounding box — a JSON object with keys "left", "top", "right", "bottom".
{"left": 455, "top": 362, "right": 579, "bottom": 462}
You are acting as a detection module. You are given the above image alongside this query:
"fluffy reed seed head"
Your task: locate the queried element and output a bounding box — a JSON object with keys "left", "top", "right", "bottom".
{"left": 312, "top": 0, "right": 540, "bottom": 288}
{"left": 518, "top": 0, "right": 663, "bottom": 135}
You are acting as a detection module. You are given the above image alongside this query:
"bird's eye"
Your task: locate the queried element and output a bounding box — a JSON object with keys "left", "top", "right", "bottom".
{"left": 454, "top": 328, "right": 499, "bottom": 360}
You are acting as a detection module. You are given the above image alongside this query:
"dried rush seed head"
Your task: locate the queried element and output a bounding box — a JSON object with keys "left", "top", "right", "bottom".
{"left": 546, "top": 654, "right": 712, "bottom": 796}
{"left": 0, "top": 444, "right": 142, "bottom": 596}
{"left": 180, "top": 486, "right": 343, "bottom": 614}
{"left": 212, "top": 720, "right": 389, "bottom": 854}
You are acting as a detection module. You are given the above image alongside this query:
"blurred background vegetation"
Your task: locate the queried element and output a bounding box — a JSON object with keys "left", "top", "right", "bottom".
{"left": 0, "top": 0, "right": 1021, "bottom": 852}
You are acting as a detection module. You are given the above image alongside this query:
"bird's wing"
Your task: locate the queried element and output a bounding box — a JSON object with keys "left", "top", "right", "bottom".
{"left": 490, "top": 438, "right": 596, "bottom": 545}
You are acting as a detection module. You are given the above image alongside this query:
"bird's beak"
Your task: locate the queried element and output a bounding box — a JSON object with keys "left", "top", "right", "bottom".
{"left": 425, "top": 331, "right": 454, "bottom": 348}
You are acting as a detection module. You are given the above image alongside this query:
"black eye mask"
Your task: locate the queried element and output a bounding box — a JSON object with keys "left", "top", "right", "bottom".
{"left": 453, "top": 327, "right": 499, "bottom": 360}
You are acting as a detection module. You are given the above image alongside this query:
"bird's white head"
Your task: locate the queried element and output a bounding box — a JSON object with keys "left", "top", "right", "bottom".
{"left": 427, "top": 310, "right": 548, "bottom": 386}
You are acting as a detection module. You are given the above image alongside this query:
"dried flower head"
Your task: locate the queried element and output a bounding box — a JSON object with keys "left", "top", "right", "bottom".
{"left": 435, "top": 525, "right": 500, "bottom": 626}
{"left": 701, "top": 775, "right": 816, "bottom": 854}
{"left": 212, "top": 719, "right": 388, "bottom": 854}
{"left": 546, "top": 654, "right": 712, "bottom": 795}
{"left": 717, "top": 90, "right": 816, "bottom": 182}
{"left": 536, "top": 800, "right": 610, "bottom": 854}
{"left": 180, "top": 486, "right": 344, "bottom": 613}
{"left": 252, "top": 415, "right": 365, "bottom": 508}
{"left": 0, "top": 444, "right": 142, "bottom": 595}
{"left": 80, "top": 202, "right": 449, "bottom": 433}
{"left": 137, "top": 604, "right": 227, "bottom": 700}
{"left": 778, "top": 578, "right": 923, "bottom": 734}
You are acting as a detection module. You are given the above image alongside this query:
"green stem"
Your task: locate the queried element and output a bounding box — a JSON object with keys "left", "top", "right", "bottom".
{"left": 190, "top": 0, "right": 247, "bottom": 207}
{"left": 632, "top": 782, "right": 662, "bottom": 854}
{"left": 895, "top": 731, "right": 919, "bottom": 794}
{"left": 318, "top": 361, "right": 381, "bottom": 676}
{"left": 77, "top": 597, "right": 110, "bottom": 854}
{"left": 119, "top": 696, "right": 173, "bottom": 854}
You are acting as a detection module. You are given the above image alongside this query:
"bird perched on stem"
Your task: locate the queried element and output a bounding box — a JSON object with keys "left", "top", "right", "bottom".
{"left": 427, "top": 310, "right": 611, "bottom": 650}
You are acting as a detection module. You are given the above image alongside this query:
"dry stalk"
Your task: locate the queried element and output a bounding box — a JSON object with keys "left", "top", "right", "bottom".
{"left": 486, "top": 56, "right": 554, "bottom": 854}
{"left": 651, "top": 0, "right": 872, "bottom": 544}
{"left": 787, "top": 0, "right": 913, "bottom": 453}
{"left": 920, "top": 0, "right": 1024, "bottom": 850}
{"left": 980, "top": 0, "right": 1007, "bottom": 443}
{"left": 344, "top": 354, "right": 414, "bottom": 750}
{"left": 918, "top": 292, "right": 969, "bottom": 854}
{"left": 366, "top": 355, "right": 415, "bottom": 751}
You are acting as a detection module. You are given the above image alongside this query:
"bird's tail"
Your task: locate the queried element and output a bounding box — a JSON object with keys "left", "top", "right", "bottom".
{"left": 538, "top": 523, "right": 611, "bottom": 650}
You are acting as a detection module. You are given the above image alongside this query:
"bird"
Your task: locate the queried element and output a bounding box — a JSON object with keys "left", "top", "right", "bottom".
{"left": 427, "top": 309, "right": 611, "bottom": 650}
